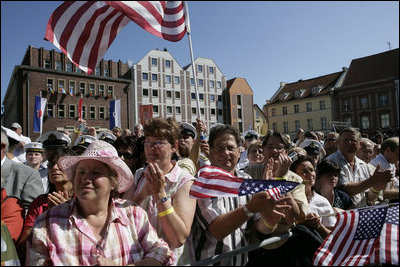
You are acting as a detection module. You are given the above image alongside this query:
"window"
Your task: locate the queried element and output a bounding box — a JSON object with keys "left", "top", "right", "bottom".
{"left": 99, "top": 84, "right": 105, "bottom": 97}
{"left": 89, "top": 106, "right": 96, "bottom": 120}
{"left": 294, "top": 104, "right": 299, "bottom": 113}
{"left": 218, "top": 95, "right": 222, "bottom": 102}
{"left": 153, "top": 105, "right": 159, "bottom": 113}
{"left": 210, "top": 94, "right": 215, "bottom": 101}
{"left": 89, "top": 83, "right": 95, "bottom": 96}
{"left": 151, "top": 58, "right": 157, "bottom": 66}
{"left": 191, "top": 107, "right": 197, "bottom": 114}
{"left": 69, "top": 105, "right": 76, "bottom": 118}
{"left": 95, "top": 66, "right": 101, "bottom": 76}
{"left": 165, "top": 75, "right": 172, "bottom": 84}
{"left": 282, "top": 106, "right": 287, "bottom": 115}
{"left": 55, "top": 61, "right": 62, "bottom": 71}
{"left": 198, "top": 79, "right": 203, "bottom": 86}
{"left": 69, "top": 81, "right": 76, "bottom": 95}
{"left": 321, "top": 117, "right": 327, "bottom": 130}
{"left": 295, "top": 120, "right": 300, "bottom": 131}
{"left": 237, "top": 95, "right": 242, "bottom": 105}
{"left": 47, "top": 78, "right": 54, "bottom": 93}
{"left": 218, "top": 109, "right": 223, "bottom": 116}
{"left": 361, "top": 116, "right": 370, "bottom": 129}
{"left": 360, "top": 96, "right": 368, "bottom": 109}
{"left": 47, "top": 103, "right": 54, "bottom": 117}
{"left": 79, "top": 82, "right": 86, "bottom": 94}
{"left": 104, "top": 69, "right": 109, "bottom": 77}
{"left": 152, "top": 74, "right": 158, "bottom": 81}
{"left": 312, "top": 85, "right": 323, "bottom": 94}
{"left": 190, "top": 78, "right": 195, "bottom": 85}
{"left": 108, "top": 86, "right": 113, "bottom": 98}
{"left": 44, "top": 59, "right": 51, "bottom": 69}
{"left": 217, "top": 81, "right": 222, "bottom": 88}
{"left": 199, "top": 93, "right": 204, "bottom": 101}
{"left": 210, "top": 80, "right": 215, "bottom": 88}
{"left": 99, "top": 107, "right": 105, "bottom": 119}
{"left": 166, "top": 106, "right": 172, "bottom": 114}
{"left": 271, "top": 108, "right": 276, "bottom": 116}
{"left": 379, "top": 94, "right": 389, "bottom": 106}
{"left": 238, "top": 108, "right": 242, "bottom": 119}
{"left": 152, "top": 89, "right": 158, "bottom": 97}
{"left": 58, "top": 80, "right": 66, "bottom": 94}
{"left": 272, "top": 123, "right": 277, "bottom": 131}
{"left": 142, "top": 73, "right": 148, "bottom": 80}
{"left": 198, "top": 65, "right": 203, "bottom": 72}
{"left": 209, "top": 66, "right": 214, "bottom": 74}
{"left": 306, "top": 102, "right": 312, "bottom": 112}
{"left": 82, "top": 106, "right": 86, "bottom": 119}
{"left": 380, "top": 114, "right": 390, "bottom": 128}
{"left": 174, "top": 76, "right": 180, "bottom": 84}
{"left": 166, "top": 91, "right": 172, "bottom": 99}
{"left": 211, "top": 108, "right": 216, "bottom": 115}
{"left": 66, "top": 63, "right": 73, "bottom": 72}
{"left": 175, "top": 106, "right": 181, "bottom": 114}
{"left": 343, "top": 99, "right": 350, "bottom": 111}
{"left": 58, "top": 104, "right": 65, "bottom": 118}
{"left": 175, "top": 91, "right": 180, "bottom": 99}
{"left": 143, "top": 88, "right": 149, "bottom": 96}
{"left": 238, "top": 122, "right": 243, "bottom": 133}
{"left": 200, "top": 108, "right": 205, "bottom": 115}
{"left": 307, "top": 118, "right": 313, "bottom": 130}
{"left": 165, "top": 60, "right": 171, "bottom": 68}
{"left": 283, "top": 122, "right": 288, "bottom": 133}
{"left": 319, "top": 100, "right": 326, "bottom": 110}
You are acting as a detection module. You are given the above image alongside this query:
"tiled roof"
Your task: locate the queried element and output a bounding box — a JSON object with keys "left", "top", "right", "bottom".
{"left": 342, "top": 48, "right": 399, "bottom": 87}
{"left": 270, "top": 71, "right": 342, "bottom": 104}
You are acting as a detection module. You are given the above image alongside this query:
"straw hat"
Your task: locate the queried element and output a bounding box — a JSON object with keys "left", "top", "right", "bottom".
{"left": 58, "top": 140, "right": 133, "bottom": 193}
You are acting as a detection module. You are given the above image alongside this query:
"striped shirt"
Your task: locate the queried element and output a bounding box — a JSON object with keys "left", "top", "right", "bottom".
{"left": 326, "top": 150, "right": 373, "bottom": 208}
{"left": 191, "top": 169, "right": 251, "bottom": 266}
{"left": 26, "top": 197, "right": 175, "bottom": 266}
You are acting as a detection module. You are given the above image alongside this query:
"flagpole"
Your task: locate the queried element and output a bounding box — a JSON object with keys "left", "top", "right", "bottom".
{"left": 183, "top": 1, "right": 201, "bottom": 122}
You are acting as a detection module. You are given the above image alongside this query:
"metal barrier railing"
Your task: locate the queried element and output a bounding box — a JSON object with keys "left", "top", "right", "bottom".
{"left": 185, "top": 231, "right": 294, "bottom": 266}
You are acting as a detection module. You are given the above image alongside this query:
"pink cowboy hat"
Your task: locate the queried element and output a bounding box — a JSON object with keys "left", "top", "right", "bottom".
{"left": 58, "top": 140, "right": 133, "bottom": 193}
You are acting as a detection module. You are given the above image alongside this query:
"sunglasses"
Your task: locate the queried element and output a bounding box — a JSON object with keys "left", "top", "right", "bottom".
{"left": 118, "top": 152, "right": 135, "bottom": 160}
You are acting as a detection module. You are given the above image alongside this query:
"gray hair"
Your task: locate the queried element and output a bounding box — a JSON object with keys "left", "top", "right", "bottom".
{"left": 1, "top": 130, "right": 9, "bottom": 153}
{"left": 360, "top": 138, "right": 375, "bottom": 147}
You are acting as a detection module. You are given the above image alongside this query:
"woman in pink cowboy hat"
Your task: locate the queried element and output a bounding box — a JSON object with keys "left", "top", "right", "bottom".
{"left": 26, "top": 140, "right": 175, "bottom": 266}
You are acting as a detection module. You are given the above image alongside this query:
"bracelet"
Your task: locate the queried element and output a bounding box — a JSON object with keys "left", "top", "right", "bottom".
{"left": 262, "top": 219, "right": 278, "bottom": 231}
{"left": 274, "top": 177, "right": 285, "bottom": 180}
{"left": 370, "top": 187, "right": 380, "bottom": 194}
{"left": 158, "top": 207, "right": 174, "bottom": 217}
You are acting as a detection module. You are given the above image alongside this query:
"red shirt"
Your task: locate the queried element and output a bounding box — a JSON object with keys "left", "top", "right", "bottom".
{"left": 24, "top": 194, "right": 50, "bottom": 228}
{"left": 1, "top": 188, "right": 24, "bottom": 242}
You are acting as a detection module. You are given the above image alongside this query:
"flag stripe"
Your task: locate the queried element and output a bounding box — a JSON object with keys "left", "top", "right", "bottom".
{"left": 45, "top": 1, "right": 186, "bottom": 74}
{"left": 191, "top": 181, "right": 240, "bottom": 195}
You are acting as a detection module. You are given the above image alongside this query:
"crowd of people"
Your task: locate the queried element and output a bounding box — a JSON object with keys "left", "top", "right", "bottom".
{"left": 1, "top": 119, "right": 398, "bottom": 266}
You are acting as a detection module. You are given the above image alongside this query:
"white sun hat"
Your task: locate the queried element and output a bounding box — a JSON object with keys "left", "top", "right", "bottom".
{"left": 58, "top": 140, "right": 133, "bottom": 193}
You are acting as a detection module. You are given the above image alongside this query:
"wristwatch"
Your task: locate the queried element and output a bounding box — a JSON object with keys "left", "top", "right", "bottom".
{"left": 242, "top": 204, "right": 254, "bottom": 218}
{"left": 158, "top": 196, "right": 169, "bottom": 204}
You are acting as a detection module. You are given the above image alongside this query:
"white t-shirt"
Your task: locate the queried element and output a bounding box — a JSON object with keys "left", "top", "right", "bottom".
{"left": 308, "top": 192, "right": 337, "bottom": 228}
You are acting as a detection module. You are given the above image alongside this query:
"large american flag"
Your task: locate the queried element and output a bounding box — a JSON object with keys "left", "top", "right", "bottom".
{"left": 45, "top": 1, "right": 187, "bottom": 74}
{"left": 189, "top": 165, "right": 299, "bottom": 200}
{"left": 313, "top": 204, "right": 399, "bottom": 266}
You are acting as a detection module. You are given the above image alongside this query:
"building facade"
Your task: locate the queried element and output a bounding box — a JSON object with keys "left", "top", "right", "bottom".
{"left": 223, "top": 78, "right": 254, "bottom": 133}
{"left": 333, "top": 48, "right": 399, "bottom": 137}
{"left": 2, "top": 46, "right": 229, "bottom": 138}
{"left": 253, "top": 104, "right": 268, "bottom": 136}
{"left": 264, "top": 70, "right": 347, "bottom": 138}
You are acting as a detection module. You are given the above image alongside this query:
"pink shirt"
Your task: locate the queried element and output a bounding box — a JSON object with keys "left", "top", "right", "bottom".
{"left": 26, "top": 197, "right": 175, "bottom": 266}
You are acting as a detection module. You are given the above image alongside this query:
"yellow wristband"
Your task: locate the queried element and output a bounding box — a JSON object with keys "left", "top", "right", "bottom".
{"left": 262, "top": 219, "right": 277, "bottom": 230}
{"left": 74, "top": 130, "right": 80, "bottom": 133}
{"left": 274, "top": 177, "right": 285, "bottom": 180}
{"left": 370, "top": 187, "right": 380, "bottom": 194}
{"left": 158, "top": 207, "right": 174, "bottom": 217}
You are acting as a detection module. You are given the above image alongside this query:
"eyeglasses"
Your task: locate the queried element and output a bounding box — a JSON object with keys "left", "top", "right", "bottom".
{"left": 118, "top": 152, "right": 135, "bottom": 159}
{"left": 326, "top": 138, "right": 337, "bottom": 142}
{"left": 213, "top": 145, "right": 239, "bottom": 153}
{"left": 144, "top": 141, "right": 169, "bottom": 149}
{"left": 265, "top": 144, "right": 285, "bottom": 151}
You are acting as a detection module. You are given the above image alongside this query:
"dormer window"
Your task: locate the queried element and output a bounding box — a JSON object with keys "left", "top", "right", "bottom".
{"left": 295, "top": 89, "right": 306, "bottom": 98}
{"left": 312, "top": 85, "right": 323, "bottom": 94}
{"left": 279, "top": 92, "right": 289, "bottom": 100}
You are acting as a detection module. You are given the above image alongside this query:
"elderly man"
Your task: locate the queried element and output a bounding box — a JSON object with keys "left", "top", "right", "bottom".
{"left": 1, "top": 130, "right": 43, "bottom": 212}
{"left": 325, "top": 127, "right": 392, "bottom": 208}
{"left": 191, "top": 125, "right": 290, "bottom": 266}
{"left": 10, "top": 123, "right": 31, "bottom": 163}
{"left": 24, "top": 142, "right": 49, "bottom": 193}
{"left": 356, "top": 138, "right": 376, "bottom": 164}
{"left": 324, "top": 132, "right": 339, "bottom": 156}
{"left": 134, "top": 123, "right": 144, "bottom": 138}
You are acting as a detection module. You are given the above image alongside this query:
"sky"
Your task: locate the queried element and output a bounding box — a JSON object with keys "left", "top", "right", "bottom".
{"left": 1, "top": 1, "right": 399, "bottom": 111}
